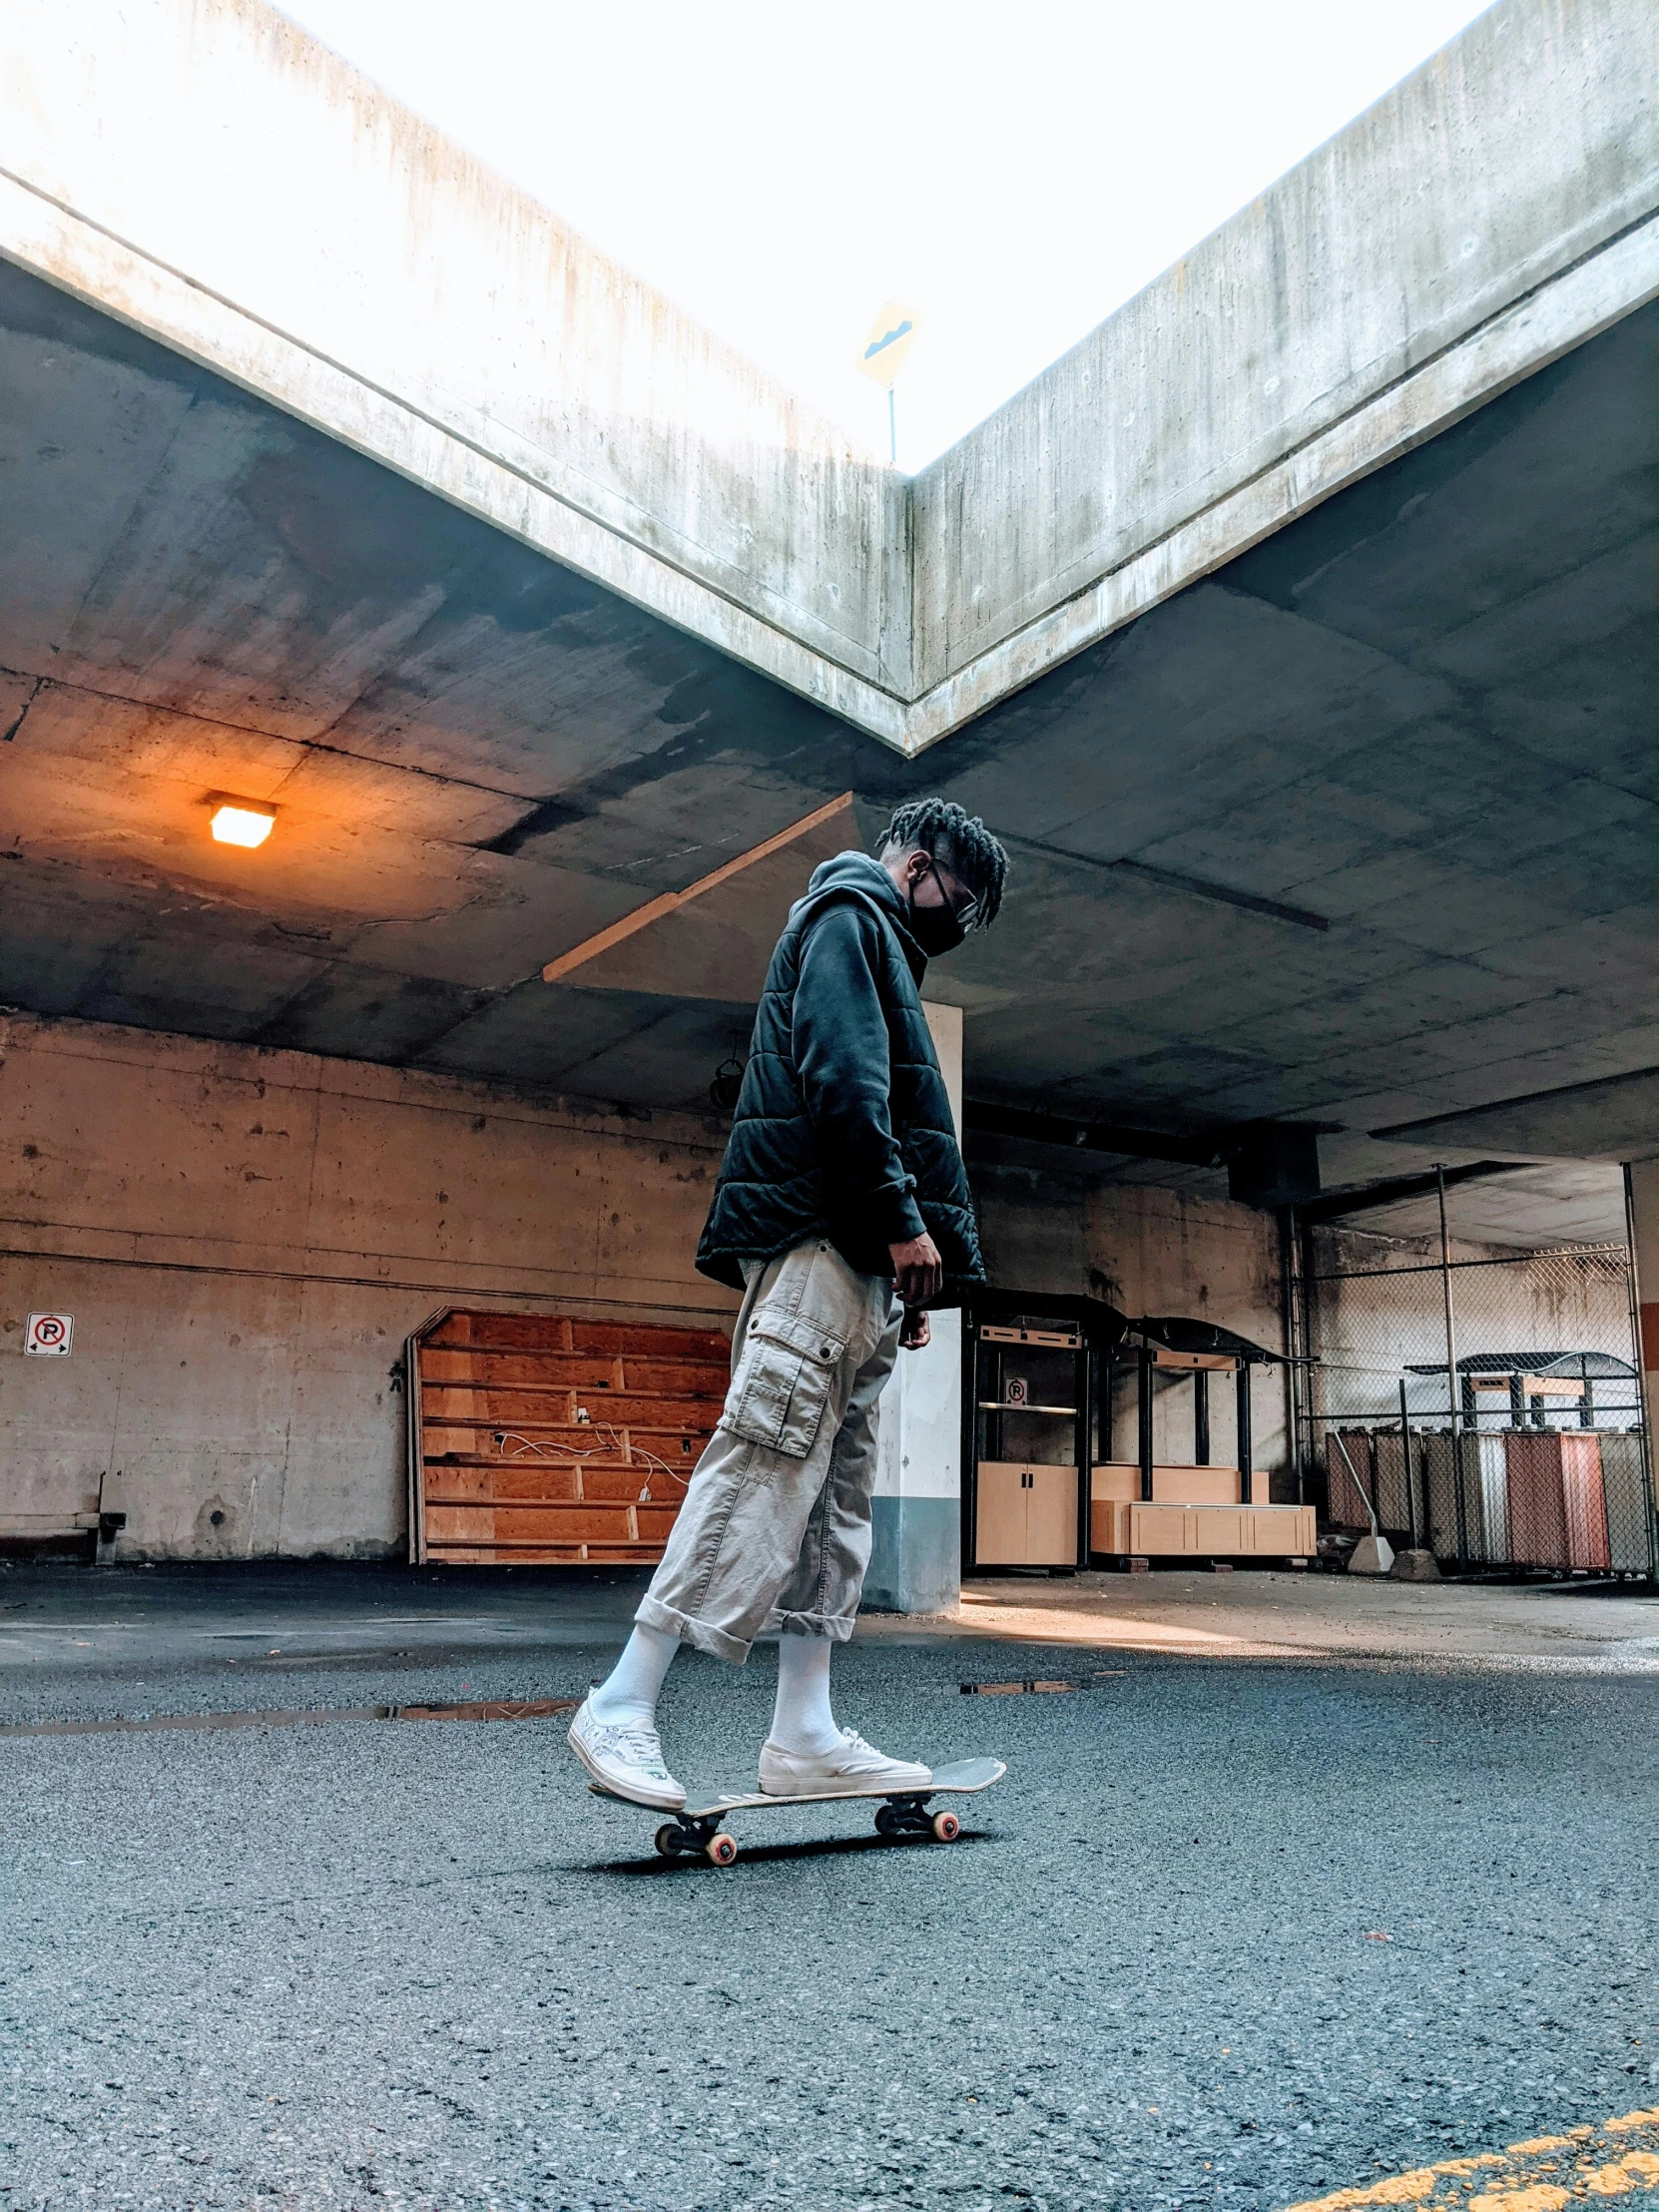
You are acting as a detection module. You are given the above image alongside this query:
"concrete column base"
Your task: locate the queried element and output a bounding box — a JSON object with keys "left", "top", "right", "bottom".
{"left": 864, "top": 1000, "right": 964, "bottom": 1620}
{"left": 1350, "top": 1533, "right": 1395, "bottom": 1575}
{"left": 864, "top": 1497, "right": 960, "bottom": 1615}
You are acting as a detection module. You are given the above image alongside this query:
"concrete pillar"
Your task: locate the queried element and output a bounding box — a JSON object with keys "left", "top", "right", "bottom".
{"left": 864, "top": 1002, "right": 963, "bottom": 1615}
{"left": 1628, "top": 1161, "right": 1659, "bottom": 1492}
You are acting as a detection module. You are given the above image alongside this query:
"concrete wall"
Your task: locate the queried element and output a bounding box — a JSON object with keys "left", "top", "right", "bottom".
{"left": 0, "top": 1013, "right": 736, "bottom": 1558}
{"left": 0, "top": 1008, "right": 1298, "bottom": 1565}
{"left": 4, "top": 0, "right": 1653, "bottom": 752}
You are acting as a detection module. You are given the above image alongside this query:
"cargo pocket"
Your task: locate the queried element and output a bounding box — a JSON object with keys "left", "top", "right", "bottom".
{"left": 722, "top": 1309, "right": 847, "bottom": 1458}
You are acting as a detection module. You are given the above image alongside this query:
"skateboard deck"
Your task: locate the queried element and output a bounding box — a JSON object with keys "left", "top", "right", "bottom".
{"left": 593, "top": 1756, "right": 1005, "bottom": 1865}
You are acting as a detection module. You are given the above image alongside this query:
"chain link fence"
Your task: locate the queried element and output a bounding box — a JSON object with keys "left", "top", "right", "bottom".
{"left": 1293, "top": 1192, "right": 1653, "bottom": 1578}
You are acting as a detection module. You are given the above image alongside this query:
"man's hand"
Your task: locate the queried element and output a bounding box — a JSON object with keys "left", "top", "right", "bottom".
{"left": 898, "top": 1307, "right": 931, "bottom": 1352}
{"left": 887, "top": 1231, "right": 943, "bottom": 1308}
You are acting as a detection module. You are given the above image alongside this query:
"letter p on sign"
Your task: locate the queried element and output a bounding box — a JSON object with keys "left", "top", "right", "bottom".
{"left": 25, "top": 1312, "right": 73, "bottom": 1357}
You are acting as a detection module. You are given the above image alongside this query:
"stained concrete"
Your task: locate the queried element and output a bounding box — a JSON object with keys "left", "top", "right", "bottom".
{"left": 1, "top": 1010, "right": 1301, "bottom": 1559}
{"left": 0, "top": 0, "right": 909, "bottom": 730}
{"left": 1, "top": 0, "right": 1655, "bottom": 1590}
{"left": 0, "top": 1013, "right": 739, "bottom": 1557}
{"left": 909, "top": 0, "right": 1659, "bottom": 730}
{"left": 0, "top": 254, "right": 1651, "bottom": 1172}
{"left": 4, "top": 0, "right": 1653, "bottom": 747}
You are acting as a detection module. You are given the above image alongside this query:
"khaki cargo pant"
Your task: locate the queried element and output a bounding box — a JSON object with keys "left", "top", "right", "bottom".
{"left": 636, "top": 1239, "right": 901, "bottom": 1663}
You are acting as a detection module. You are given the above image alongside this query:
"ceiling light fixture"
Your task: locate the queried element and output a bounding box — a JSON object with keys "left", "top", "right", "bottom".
{"left": 210, "top": 801, "right": 276, "bottom": 849}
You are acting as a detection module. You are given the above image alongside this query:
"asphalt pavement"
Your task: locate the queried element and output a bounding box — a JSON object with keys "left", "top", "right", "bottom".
{"left": 3, "top": 1563, "right": 1657, "bottom": 2212}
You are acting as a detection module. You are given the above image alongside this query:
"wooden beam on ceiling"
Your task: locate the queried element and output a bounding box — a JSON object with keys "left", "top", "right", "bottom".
{"left": 541, "top": 792, "right": 854, "bottom": 985}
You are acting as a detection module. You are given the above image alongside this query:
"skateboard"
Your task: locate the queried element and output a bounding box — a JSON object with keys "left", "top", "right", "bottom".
{"left": 593, "top": 1756, "right": 1006, "bottom": 1866}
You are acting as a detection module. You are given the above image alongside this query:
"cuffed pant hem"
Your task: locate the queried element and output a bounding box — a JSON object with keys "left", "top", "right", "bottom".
{"left": 634, "top": 1594, "right": 751, "bottom": 1666}
{"left": 764, "top": 1606, "right": 858, "bottom": 1643}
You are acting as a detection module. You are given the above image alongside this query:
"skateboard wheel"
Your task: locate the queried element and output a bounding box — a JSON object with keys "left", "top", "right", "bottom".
{"left": 654, "top": 1824, "right": 685, "bottom": 1858}
{"left": 931, "top": 1809, "right": 961, "bottom": 1843}
{"left": 706, "top": 1831, "right": 739, "bottom": 1867}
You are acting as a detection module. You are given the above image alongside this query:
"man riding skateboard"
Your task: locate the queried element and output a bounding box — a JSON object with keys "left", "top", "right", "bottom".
{"left": 568, "top": 798, "right": 1009, "bottom": 1809}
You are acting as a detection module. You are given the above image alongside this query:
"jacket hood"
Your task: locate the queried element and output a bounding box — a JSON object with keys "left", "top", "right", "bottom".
{"left": 795, "top": 849, "right": 925, "bottom": 979}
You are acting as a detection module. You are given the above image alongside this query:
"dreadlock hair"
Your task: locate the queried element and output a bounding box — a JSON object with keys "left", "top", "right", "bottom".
{"left": 879, "top": 798, "right": 1009, "bottom": 929}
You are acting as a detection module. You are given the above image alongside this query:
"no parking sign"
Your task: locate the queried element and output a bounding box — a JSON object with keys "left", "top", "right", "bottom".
{"left": 25, "top": 1312, "right": 73, "bottom": 1357}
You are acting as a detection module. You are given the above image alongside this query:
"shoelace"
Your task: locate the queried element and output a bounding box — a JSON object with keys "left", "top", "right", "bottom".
{"left": 594, "top": 1719, "right": 670, "bottom": 1774}
{"left": 835, "top": 1728, "right": 897, "bottom": 1766}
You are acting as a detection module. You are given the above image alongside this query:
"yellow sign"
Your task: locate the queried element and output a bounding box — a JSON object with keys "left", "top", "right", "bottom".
{"left": 855, "top": 300, "right": 918, "bottom": 387}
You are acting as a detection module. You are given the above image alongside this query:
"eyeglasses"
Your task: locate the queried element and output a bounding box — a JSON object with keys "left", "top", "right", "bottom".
{"left": 928, "top": 857, "right": 982, "bottom": 932}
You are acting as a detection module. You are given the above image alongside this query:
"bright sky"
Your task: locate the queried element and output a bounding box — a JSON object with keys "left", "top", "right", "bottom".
{"left": 279, "top": 0, "right": 1494, "bottom": 469}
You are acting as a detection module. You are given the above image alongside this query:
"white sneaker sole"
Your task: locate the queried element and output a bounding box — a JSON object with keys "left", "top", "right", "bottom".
{"left": 567, "top": 1718, "right": 686, "bottom": 1811}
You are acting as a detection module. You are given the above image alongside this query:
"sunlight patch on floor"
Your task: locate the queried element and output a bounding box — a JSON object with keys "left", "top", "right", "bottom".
{"left": 952, "top": 1590, "right": 1303, "bottom": 1656}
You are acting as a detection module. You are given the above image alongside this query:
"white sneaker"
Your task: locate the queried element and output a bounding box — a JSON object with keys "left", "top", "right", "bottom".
{"left": 758, "top": 1727, "right": 931, "bottom": 1798}
{"left": 567, "top": 1694, "right": 686, "bottom": 1810}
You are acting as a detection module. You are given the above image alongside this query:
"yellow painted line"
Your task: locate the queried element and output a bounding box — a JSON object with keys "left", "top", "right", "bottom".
{"left": 1281, "top": 2109, "right": 1659, "bottom": 2212}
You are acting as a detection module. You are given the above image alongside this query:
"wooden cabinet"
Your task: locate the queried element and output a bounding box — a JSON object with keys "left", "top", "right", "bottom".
{"left": 974, "top": 1462, "right": 1079, "bottom": 1566}
{"left": 1090, "top": 1497, "right": 1317, "bottom": 1557}
{"left": 968, "top": 1317, "right": 1088, "bottom": 1572}
{"left": 973, "top": 1461, "right": 1025, "bottom": 1563}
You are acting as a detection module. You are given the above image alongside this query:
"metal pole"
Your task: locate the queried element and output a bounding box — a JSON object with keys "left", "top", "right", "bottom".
{"left": 1399, "top": 1378, "right": 1419, "bottom": 1548}
{"left": 1332, "top": 1430, "right": 1379, "bottom": 1538}
{"left": 1237, "top": 1363, "right": 1253, "bottom": 1505}
{"left": 1076, "top": 1330, "right": 1091, "bottom": 1569}
{"left": 1621, "top": 1164, "right": 1658, "bottom": 1580}
{"left": 1437, "top": 1164, "right": 1468, "bottom": 1562}
{"left": 1282, "top": 1206, "right": 1304, "bottom": 1504}
{"left": 1193, "top": 1368, "right": 1210, "bottom": 1465}
{"left": 1138, "top": 1346, "right": 1154, "bottom": 1502}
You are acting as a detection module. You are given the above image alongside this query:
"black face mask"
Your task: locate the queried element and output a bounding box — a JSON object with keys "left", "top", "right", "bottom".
{"left": 905, "top": 866, "right": 967, "bottom": 957}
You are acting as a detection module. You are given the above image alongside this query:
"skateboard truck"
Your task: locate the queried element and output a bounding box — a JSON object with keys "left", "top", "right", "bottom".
{"left": 873, "top": 1792, "right": 961, "bottom": 1843}
{"left": 655, "top": 1815, "right": 740, "bottom": 1866}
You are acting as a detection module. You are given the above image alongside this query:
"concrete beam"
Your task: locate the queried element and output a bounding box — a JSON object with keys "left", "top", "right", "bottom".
{"left": 1, "top": 0, "right": 1654, "bottom": 755}
{"left": 907, "top": 0, "right": 1659, "bottom": 745}
{"left": 0, "top": 0, "right": 912, "bottom": 736}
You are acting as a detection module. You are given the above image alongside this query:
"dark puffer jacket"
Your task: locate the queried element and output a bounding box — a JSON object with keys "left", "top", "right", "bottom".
{"left": 696, "top": 850, "right": 984, "bottom": 1301}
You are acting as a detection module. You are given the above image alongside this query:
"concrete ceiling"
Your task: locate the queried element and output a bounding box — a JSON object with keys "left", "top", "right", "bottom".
{"left": 0, "top": 258, "right": 1654, "bottom": 1207}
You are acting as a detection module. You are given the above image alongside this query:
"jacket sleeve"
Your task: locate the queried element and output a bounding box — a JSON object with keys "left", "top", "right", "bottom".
{"left": 795, "top": 902, "right": 928, "bottom": 1247}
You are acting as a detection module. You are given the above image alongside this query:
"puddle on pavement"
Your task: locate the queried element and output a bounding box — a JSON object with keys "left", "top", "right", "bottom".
{"left": 0, "top": 1696, "right": 581, "bottom": 1739}
{"left": 958, "top": 1670, "right": 1126, "bottom": 1695}
{"left": 960, "top": 1677, "right": 1078, "bottom": 1695}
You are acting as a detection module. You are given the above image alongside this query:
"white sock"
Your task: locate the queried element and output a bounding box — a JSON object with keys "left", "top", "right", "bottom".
{"left": 588, "top": 1622, "right": 679, "bottom": 1728}
{"left": 769, "top": 1633, "right": 842, "bottom": 1756}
